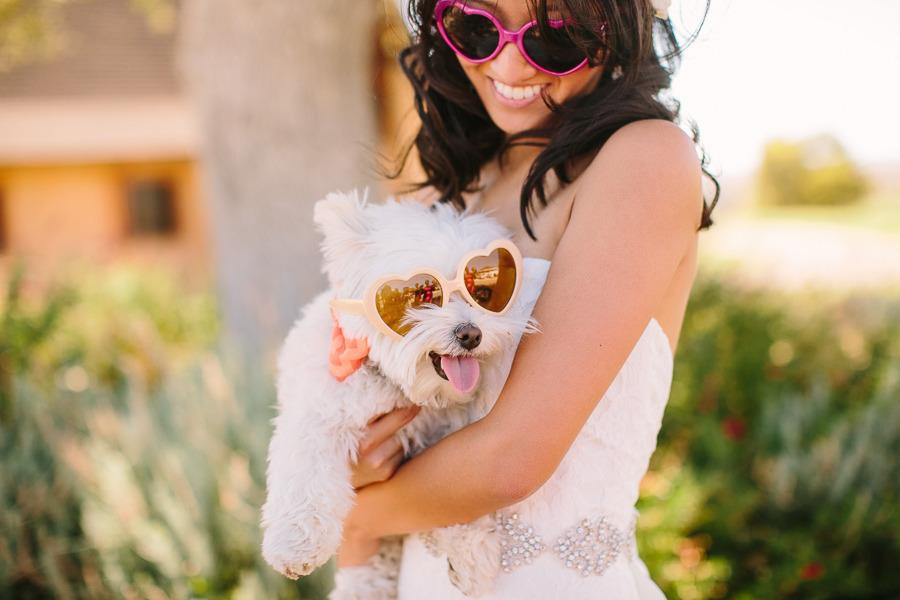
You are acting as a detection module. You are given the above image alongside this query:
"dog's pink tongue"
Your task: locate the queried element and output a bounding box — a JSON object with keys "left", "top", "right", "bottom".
{"left": 440, "top": 355, "right": 480, "bottom": 393}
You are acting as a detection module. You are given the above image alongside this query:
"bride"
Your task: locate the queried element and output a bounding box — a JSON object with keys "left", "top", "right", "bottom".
{"left": 336, "top": 0, "right": 718, "bottom": 597}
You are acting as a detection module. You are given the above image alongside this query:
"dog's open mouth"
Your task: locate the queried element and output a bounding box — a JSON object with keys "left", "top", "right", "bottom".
{"left": 429, "top": 351, "right": 480, "bottom": 394}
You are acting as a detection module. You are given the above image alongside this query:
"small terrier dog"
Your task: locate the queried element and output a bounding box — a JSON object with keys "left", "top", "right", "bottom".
{"left": 260, "top": 189, "right": 540, "bottom": 598}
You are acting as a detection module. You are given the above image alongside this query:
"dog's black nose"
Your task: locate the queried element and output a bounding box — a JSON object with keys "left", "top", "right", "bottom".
{"left": 455, "top": 324, "right": 482, "bottom": 350}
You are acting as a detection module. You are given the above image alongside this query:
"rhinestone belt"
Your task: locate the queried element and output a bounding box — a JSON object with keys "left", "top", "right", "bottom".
{"left": 419, "top": 510, "right": 637, "bottom": 579}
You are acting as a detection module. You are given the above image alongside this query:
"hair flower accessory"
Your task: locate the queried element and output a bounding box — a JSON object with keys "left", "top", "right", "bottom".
{"left": 652, "top": 0, "right": 671, "bottom": 18}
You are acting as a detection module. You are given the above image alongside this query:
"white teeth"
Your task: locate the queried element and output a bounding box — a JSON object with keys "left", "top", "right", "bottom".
{"left": 492, "top": 79, "right": 543, "bottom": 101}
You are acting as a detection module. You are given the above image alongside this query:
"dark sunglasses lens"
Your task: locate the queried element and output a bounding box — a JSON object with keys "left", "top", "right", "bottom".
{"left": 375, "top": 274, "right": 444, "bottom": 336}
{"left": 523, "top": 24, "right": 586, "bottom": 73}
{"left": 463, "top": 248, "right": 517, "bottom": 312}
{"left": 440, "top": 6, "right": 499, "bottom": 60}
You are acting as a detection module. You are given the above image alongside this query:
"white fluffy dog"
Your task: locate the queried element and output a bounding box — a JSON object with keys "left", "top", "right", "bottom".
{"left": 260, "top": 189, "right": 540, "bottom": 598}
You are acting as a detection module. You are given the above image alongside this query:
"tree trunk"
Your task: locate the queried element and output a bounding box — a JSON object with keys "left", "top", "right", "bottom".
{"left": 178, "top": 0, "right": 379, "bottom": 359}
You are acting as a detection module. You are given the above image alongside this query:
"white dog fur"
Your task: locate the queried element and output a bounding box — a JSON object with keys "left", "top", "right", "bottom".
{"left": 260, "top": 189, "right": 541, "bottom": 598}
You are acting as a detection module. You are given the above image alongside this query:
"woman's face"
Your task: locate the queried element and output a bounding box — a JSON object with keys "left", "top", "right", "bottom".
{"left": 450, "top": 0, "right": 605, "bottom": 135}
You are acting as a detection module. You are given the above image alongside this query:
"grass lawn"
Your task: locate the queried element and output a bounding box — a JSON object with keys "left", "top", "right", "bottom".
{"left": 733, "top": 189, "right": 900, "bottom": 235}
{"left": 699, "top": 183, "right": 900, "bottom": 291}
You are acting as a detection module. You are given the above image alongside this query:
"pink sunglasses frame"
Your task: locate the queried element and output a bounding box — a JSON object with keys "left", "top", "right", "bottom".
{"left": 434, "top": 0, "right": 593, "bottom": 76}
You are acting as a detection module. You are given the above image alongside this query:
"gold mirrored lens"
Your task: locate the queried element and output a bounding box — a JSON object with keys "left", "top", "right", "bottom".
{"left": 375, "top": 274, "right": 444, "bottom": 336}
{"left": 463, "top": 248, "right": 517, "bottom": 312}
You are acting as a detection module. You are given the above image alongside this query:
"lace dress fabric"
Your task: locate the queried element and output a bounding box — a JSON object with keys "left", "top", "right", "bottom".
{"left": 397, "top": 257, "right": 673, "bottom": 599}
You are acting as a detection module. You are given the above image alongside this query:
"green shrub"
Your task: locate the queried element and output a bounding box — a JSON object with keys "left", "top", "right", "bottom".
{"left": 0, "top": 262, "right": 74, "bottom": 424}
{"left": 0, "top": 266, "right": 329, "bottom": 598}
{"left": 756, "top": 134, "right": 869, "bottom": 207}
{"left": 2, "top": 265, "right": 898, "bottom": 599}
{"left": 638, "top": 271, "right": 900, "bottom": 599}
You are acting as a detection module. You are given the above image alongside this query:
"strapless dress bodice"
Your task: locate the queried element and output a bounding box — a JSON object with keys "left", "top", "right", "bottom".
{"left": 397, "top": 257, "right": 673, "bottom": 599}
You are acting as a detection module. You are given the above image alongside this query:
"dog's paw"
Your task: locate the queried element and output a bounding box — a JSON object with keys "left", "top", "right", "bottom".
{"left": 282, "top": 563, "right": 310, "bottom": 581}
{"left": 329, "top": 538, "right": 403, "bottom": 599}
{"left": 261, "top": 521, "right": 334, "bottom": 580}
{"left": 330, "top": 567, "right": 398, "bottom": 600}
{"left": 263, "top": 551, "right": 316, "bottom": 581}
{"left": 330, "top": 561, "right": 398, "bottom": 599}
{"left": 447, "top": 550, "right": 499, "bottom": 598}
{"left": 434, "top": 520, "right": 502, "bottom": 597}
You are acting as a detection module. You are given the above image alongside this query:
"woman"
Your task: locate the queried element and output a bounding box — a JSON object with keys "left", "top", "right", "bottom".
{"left": 338, "top": 0, "right": 718, "bottom": 597}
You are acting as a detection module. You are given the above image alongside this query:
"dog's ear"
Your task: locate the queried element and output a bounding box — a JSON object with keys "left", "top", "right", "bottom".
{"left": 313, "top": 188, "right": 371, "bottom": 285}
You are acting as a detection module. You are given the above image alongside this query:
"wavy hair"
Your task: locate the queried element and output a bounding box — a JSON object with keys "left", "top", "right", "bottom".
{"left": 382, "top": 0, "right": 720, "bottom": 239}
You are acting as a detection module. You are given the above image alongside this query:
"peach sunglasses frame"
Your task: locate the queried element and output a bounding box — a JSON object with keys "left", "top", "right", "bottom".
{"left": 329, "top": 239, "right": 524, "bottom": 340}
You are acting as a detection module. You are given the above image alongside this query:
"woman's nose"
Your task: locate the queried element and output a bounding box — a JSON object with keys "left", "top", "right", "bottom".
{"left": 489, "top": 40, "right": 538, "bottom": 81}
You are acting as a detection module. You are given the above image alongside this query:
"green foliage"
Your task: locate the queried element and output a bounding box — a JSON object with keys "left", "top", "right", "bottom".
{"left": 0, "top": 0, "right": 70, "bottom": 72}
{"left": 638, "top": 272, "right": 900, "bottom": 599}
{"left": 127, "top": 0, "right": 176, "bottom": 33}
{"left": 2, "top": 265, "right": 898, "bottom": 599}
{"left": 0, "top": 0, "right": 175, "bottom": 73}
{"left": 0, "top": 262, "right": 74, "bottom": 424}
{"left": 756, "top": 134, "right": 869, "bottom": 207}
{"left": 0, "top": 266, "right": 329, "bottom": 598}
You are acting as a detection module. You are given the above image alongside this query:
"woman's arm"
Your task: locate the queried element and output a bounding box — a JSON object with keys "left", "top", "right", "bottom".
{"left": 341, "top": 120, "right": 703, "bottom": 558}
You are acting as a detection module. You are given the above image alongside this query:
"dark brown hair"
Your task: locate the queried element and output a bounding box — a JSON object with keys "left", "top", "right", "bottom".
{"left": 383, "top": 0, "right": 720, "bottom": 239}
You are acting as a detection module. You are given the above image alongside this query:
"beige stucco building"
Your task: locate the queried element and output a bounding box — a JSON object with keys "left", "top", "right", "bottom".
{"left": 0, "top": 0, "right": 418, "bottom": 284}
{"left": 0, "top": 0, "right": 208, "bottom": 283}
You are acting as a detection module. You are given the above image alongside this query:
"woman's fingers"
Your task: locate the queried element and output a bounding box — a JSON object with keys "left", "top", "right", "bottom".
{"left": 358, "top": 406, "right": 420, "bottom": 456}
{"left": 369, "top": 433, "right": 403, "bottom": 466}
{"left": 351, "top": 406, "right": 420, "bottom": 489}
{"left": 380, "top": 447, "right": 405, "bottom": 480}
{"left": 351, "top": 441, "right": 405, "bottom": 488}
{"left": 371, "top": 446, "right": 405, "bottom": 483}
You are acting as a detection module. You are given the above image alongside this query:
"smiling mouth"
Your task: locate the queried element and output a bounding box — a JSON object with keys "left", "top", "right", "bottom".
{"left": 428, "top": 351, "right": 481, "bottom": 394}
{"left": 488, "top": 77, "right": 549, "bottom": 107}
{"left": 491, "top": 78, "right": 547, "bottom": 100}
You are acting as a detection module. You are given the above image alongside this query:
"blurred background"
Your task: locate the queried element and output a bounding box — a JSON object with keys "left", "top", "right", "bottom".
{"left": 0, "top": 0, "right": 897, "bottom": 598}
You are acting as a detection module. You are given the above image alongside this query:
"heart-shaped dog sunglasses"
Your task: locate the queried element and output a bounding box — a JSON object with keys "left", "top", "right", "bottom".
{"left": 329, "top": 239, "right": 523, "bottom": 340}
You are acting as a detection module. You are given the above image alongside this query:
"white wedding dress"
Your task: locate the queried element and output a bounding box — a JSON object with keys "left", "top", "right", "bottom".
{"left": 397, "top": 256, "right": 673, "bottom": 599}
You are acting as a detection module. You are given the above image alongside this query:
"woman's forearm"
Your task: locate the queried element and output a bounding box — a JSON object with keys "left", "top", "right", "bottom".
{"left": 345, "top": 413, "right": 529, "bottom": 540}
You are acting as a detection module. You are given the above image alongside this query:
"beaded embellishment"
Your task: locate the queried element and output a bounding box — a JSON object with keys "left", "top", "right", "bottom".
{"left": 495, "top": 510, "right": 637, "bottom": 577}
{"left": 417, "top": 511, "right": 637, "bottom": 579}
{"left": 496, "top": 512, "right": 545, "bottom": 572}
{"left": 552, "top": 515, "right": 635, "bottom": 577}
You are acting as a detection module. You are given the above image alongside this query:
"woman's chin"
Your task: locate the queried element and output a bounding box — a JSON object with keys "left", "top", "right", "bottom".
{"left": 481, "top": 94, "right": 552, "bottom": 135}
{"left": 487, "top": 109, "right": 545, "bottom": 136}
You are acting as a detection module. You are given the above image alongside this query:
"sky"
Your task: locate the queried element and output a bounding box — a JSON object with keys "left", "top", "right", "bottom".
{"left": 669, "top": 0, "right": 900, "bottom": 178}
{"left": 399, "top": 0, "right": 900, "bottom": 180}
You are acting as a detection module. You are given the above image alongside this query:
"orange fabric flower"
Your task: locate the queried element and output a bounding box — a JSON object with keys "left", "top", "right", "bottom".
{"left": 328, "top": 308, "right": 370, "bottom": 382}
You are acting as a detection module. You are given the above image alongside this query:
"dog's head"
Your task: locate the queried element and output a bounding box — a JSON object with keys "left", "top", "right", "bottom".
{"left": 314, "top": 188, "right": 538, "bottom": 409}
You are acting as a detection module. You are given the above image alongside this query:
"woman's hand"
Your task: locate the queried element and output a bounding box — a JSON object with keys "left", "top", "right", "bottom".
{"left": 337, "top": 406, "right": 420, "bottom": 567}
{"left": 335, "top": 526, "right": 381, "bottom": 567}
{"left": 350, "top": 406, "right": 420, "bottom": 490}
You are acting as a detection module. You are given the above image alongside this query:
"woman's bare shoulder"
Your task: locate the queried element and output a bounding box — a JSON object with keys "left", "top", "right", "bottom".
{"left": 576, "top": 119, "right": 703, "bottom": 230}
{"left": 591, "top": 119, "right": 699, "bottom": 181}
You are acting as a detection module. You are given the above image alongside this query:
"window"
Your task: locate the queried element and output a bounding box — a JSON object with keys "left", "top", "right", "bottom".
{"left": 126, "top": 179, "right": 177, "bottom": 235}
{"left": 0, "top": 186, "right": 6, "bottom": 252}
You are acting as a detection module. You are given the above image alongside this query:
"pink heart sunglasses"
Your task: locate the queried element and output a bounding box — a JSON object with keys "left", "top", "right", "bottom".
{"left": 434, "top": 0, "right": 604, "bottom": 76}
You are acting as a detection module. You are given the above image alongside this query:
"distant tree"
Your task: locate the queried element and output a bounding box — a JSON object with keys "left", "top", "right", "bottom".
{"left": 0, "top": 0, "right": 174, "bottom": 72}
{"left": 756, "top": 134, "right": 869, "bottom": 207}
{"left": 0, "top": 0, "right": 73, "bottom": 72}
